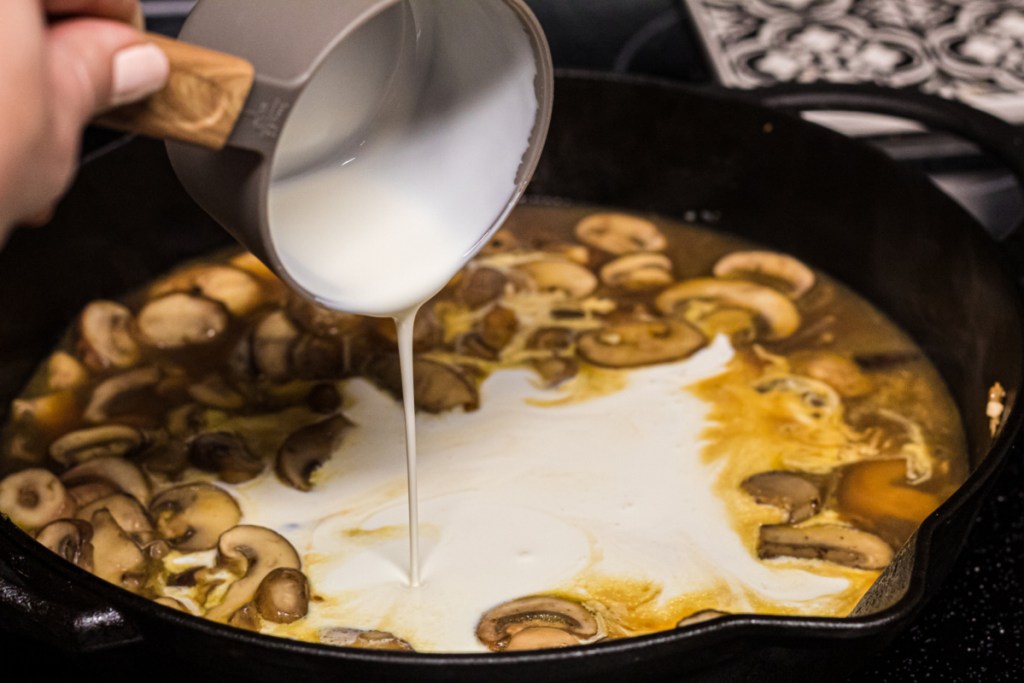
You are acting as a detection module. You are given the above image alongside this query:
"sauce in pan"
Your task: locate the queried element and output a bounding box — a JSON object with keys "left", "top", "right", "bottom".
{"left": 0, "top": 205, "right": 966, "bottom": 652}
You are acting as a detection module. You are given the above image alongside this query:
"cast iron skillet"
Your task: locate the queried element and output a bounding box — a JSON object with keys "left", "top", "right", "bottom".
{"left": 0, "top": 74, "right": 1022, "bottom": 682}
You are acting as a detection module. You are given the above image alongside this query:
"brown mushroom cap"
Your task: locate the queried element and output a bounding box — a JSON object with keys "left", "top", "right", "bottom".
{"left": 251, "top": 310, "right": 300, "bottom": 381}
{"left": 456, "top": 267, "right": 508, "bottom": 309}
{"left": 61, "top": 456, "right": 151, "bottom": 506}
{"left": 82, "top": 366, "right": 161, "bottom": 424}
{"left": 599, "top": 253, "right": 674, "bottom": 292}
{"left": 741, "top": 471, "right": 824, "bottom": 523}
{"left": 758, "top": 523, "right": 894, "bottom": 570}
{"left": 478, "top": 306, "right": 518, "bottom": 353}
{"left": 320, "top": 628, "right": 414, "bottom": 651}
{"left": 713, "top": 251, "right": 816, "bottom": 299}
{"left": 577, "top": 320, "right": 705, "bottom": 369}
{"left": 36, "top": 518, "right": 94, "bottom": 571}
{"left": 77, "top": 300, "right": 141, "bottom": 370}
{"left": 276, "top": 414, "right": 353, "bottom": 491}
{"left": 228, "top": 603, "right": 263, "bottom": 631}
{"left": 187, "top": 432, "right": 265, "bottom": 484}
{"left": 476, "top": 595, "right": 600, "bottom": 651}
{"left": 368, "top": 357, "right": 479, "bottom": 414}
{"left": 77, "top": 493, "right": 155, "bottom": 545}
{"left": 136, "top": 294, "right": 230, "bottom": 349}
{"left": 150, "top": 265, "right": 263, "bottom": 316}
{"left": 655, "top": 278, "right": 801, "bottom": 341}
{"left": 517, "top": 260, "right": 598, "bottom": 299}
{"left": 676, "top": 609, "right": 729, "bottom": 628}
{"left": 49, "top": 425, "right": 146, "bottom": 466}
{"left": 574, "top": 213, "right": 667, "bottom": 254}
{"left": 206, "top": 525, "right": 302, "bottom": 622}
{"left": 254, "top": 567, "right": 309, "bottom": 623}
{"left": 0, "top": 468, "right": 74, "bottom": 531}
{"left": 88, "top": 508, "right": 149, "bottom": 592}
{"left": 151, "top": 483, "right": 242, "bottom": 551}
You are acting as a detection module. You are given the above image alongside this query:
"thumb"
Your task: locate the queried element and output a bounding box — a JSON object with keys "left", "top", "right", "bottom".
{"left": 46, "top": 17, "right": 169, "bottom": 125}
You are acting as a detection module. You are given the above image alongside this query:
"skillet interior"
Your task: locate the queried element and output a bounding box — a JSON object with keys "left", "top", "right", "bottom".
{"left": 0, "top": 74, "right": 1020, "bottom": 682}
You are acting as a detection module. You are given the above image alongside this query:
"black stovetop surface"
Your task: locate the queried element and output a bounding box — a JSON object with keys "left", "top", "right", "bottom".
{"left": 4, "top": 1, "right": 1022, "bottom": 680}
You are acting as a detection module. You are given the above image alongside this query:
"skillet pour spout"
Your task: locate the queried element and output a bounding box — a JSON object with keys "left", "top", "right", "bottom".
{"left": 0, "top": 74, "right": 1022, "bottom": 682}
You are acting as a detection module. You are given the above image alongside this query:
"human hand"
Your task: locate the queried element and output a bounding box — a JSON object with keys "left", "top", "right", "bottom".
{"left": 0, "top": 0, "right": 169, "bottom": 242}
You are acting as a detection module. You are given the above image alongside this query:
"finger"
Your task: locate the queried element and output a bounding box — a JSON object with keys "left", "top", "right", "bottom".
{"left": 44, "top": 0, "right": 143, "bottom": 27}
{"left": 47, "top": 18, "right": 169, "bottom": 122}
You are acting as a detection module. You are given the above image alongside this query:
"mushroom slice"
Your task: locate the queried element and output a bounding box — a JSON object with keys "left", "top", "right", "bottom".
{"left": 790, "top": 351, "right": 873, "bottom": 398}
{"left": 188, "top": 374, "right": 246, "bottom": 410}
{"left": 62, "top": 456, "right": 151, "bottom": 506}
{"left": 206, "top": 525, "right": 302, "bottom": 622}
{"left": 49, "top": 425, "right": 145, "bottom": 466}
{"left": 77, "top": 493, "right": 155, "bottom": 545}
{"left": 150, "top": 264, "right": 263, "bottom": 316}
{"left": 44, "top": 352, "right": 89, "bottom": 392}
{"left": 676, "top": 609, "right": 729, "bottom": 628}
{"left": 480, "top": 227, "right": 521, "bottom": 255}
{"left": 713, "top": 250, "right": 815, "bottom": 299}
{"left": 36, "top": 518, "right": 94, "bottom": 571}
{"left": 137, "top": 294, "right": 230, "bottom": 349}
{"left": 758, "top": 524, "right": 894, "bottom": 570}
{"left": 286, "top": 297, "right": 363, "bottom": 338}
{"left": 137, "top": 438, "right": 189, "bottom": 478}
{"left": 599, "top": 253, "right": 674, "bottom": 292}
{"left": 150, "top": 483, "right": 242, "bottom": 552}
{"left": 517, "top": 260, "right": 598, "bottom": 299}
{"left": 77, "top": 300, "right": 141, "bottom": 370}
{"left": 0, "top": 469, "right": 74, "bottom": 532}
{"left": 478, "top": 306, "right": 518, "bottom": 352}
{"left": 291, "top": 334, "right": 345, "bottom": 379}
{"left": 655, "top": 278, "right": 801, "bottom": 341}
{"left": 476, "top": 595, "right": 600, "bottom": 652}
{"left": 229, "top": 603, "right": 262, "bottom": 631}
{"left": 741, "top": 471, "right": 824, "bottom": 523}
{"left": 251, "top": 310, "right": 300, "bottom": 381}
{"left": 368, "top": 357, "right": 479, "bottom": 414}
{"left": 276, "top": 415, "right": 352, "bottom": 491}
{"left": 88, "top": 508, "right": 148, "bottom": 592}
{"left": 67, "top": 481, "right": 119, "bottom": 507}
{"left": 188, "top": 432, "right": 265, "bottom": 484}
{"left": 578, "top": 320, "right": 705, "bottom": 369}
{"left": 10, "top": 391, "right": 80, "bottom": 434}
{"left": 320, "top": 628, "right": 414, "bottom": 651}
{"left": 574, "top": 213, "right": 667, "bottom": 254}
{"left": 83, "top": 366, "right": 161, "bottom": 424}
{"left": 255, "top": 567, "right": 309, "bottom": 623}
{"left": 456, "top": 267, "right": 508, "bottom": 310}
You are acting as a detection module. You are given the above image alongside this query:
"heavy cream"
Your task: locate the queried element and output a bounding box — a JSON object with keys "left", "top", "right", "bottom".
{"left": 264, "top": 1, "right": 542, "bottom": 585}
{"left": 230, "top": 336, "right": 857, "bottom": 652}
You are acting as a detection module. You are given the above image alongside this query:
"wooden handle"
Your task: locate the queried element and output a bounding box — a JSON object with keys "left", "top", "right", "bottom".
{"left": 95, "top": 34, "right": 255, "bottom": 150}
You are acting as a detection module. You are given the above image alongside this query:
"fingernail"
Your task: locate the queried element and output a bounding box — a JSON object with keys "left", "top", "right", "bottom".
{"left": 110, "top": 43, "right": 170, "bottom": 107}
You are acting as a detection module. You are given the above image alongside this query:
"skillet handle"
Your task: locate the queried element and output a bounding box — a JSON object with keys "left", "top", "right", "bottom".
{"left": 0, "top": 543, "right": 140, "bottom": 652}
{"left": 744, "top": 83, "right": 1024, "bottom": 238}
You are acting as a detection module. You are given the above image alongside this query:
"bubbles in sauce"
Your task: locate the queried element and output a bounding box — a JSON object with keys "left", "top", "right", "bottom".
{"left": 0, "top": 205, "right": 966, "bottom": 653}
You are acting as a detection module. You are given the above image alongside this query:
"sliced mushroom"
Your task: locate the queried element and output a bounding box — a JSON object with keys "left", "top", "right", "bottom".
{"left": 44, "top": 352, "right": 89, "bottom": 392}
{"left": 456, "top": 267, "right": 508, "bottom": 310}
{"left": 286, "top": 297, "right": 363, "bottom": 338}
{"left": 67, "top": 481, "right": 118, "bottom": 507}
{"left": 480, "top": 228, "right": 521, "bottom": 255}
{"left": 517, "top": 260, "right": 598, "bottom": 299}
{"left": 83, "top": 366, "right": 161, "bottom": 424}
{"left": 9, "top": 391, "right": 80, "bottom": 434}
{"left": 291, "top": 334, "right": 345, "bottom": 379}
{"left": 187, "top": 374, "right": 246, "bottom": 410}
{"left": 368, "top": 357, "right": 479, "bottom": 414}
{"left": 478, "top": 306, "right": 518, "bottom": 352}
{"left": 476, "top": 595, "right": 600, "bottom": 652}
{"left": 149, "top": 264, "right": 263, "bottom": 316}
{"left": 88, "top": 508, "right": 148, "bottom": 592}
{"left": 136, "top": 294, "right": 230, "bottom": 349}
{"left": 77, "top": 300, "right": 141, "bottom": 370}
{"left": 205, "top": 525, "right": 302, "bottom": 622}
{"left": 758, "top": 524, "right": 894, "bottom": 570}
{"left": 599, "top": 253, "right": 674, "bottom": 292}
{"left": 527, "top": 327, "right": 578, "bottom": 386}
{"left": 251, "top": 310, "right": 300, "bottom": 381}
{"left": 150, "top": 483, "right": 241, "bottom": 551}
{"left": 790, "top": 351, "right": 873, "bottom": 398}
{"left": 77, "top": 494, "right": 155, "bottom": 545}
{"left": 137, "top": 437, "right": 189, "bottom": 478}
{"left": 741, "top": 471, "right": 824, "bottom": 523}
{"left": 306, "top": 383, "right": 342, "bottom": 414}
{"left": 655, "top": 278, "right": 801, "bottom": 341}
{"left": 188, "top": 432, "right": 265, "bottom": 484}
{"left": 320, "top": 628, "right": 414, "bottom": 651}
{"left": 276, "top": 415, "right": 352, "bottom": 491}
{"left": 0, "top": 468, "right": 74, "bottom": 531}
{"left": 713, "top": 251, "right": 815, "bottom": 299}
{"left": 49, "top": 425, "right": 145, "bottom": 466}
{"left": 61, "top": 456, "right": 151, "bottom": 505}
{"left": 255, "top": 567, "right": 309, "bottom": 623}
{"left": 676, "top": 609, "right": 729, "bottom": 628}
{"left": 228, "top": 603, "right": 262, "bottom": 631}
{"left": 574, "top": 213, "right": 667, "bottom": 254}
{"left": 577, "top": 320, "right": 705, "bottom": 368}
{"left": 36, "top": 518, "right": 94, "bottom": 571}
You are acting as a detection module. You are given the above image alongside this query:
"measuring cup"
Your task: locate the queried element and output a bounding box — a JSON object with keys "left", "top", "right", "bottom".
{"left": 104, "top": 0, "right": 553, "bottom": 313}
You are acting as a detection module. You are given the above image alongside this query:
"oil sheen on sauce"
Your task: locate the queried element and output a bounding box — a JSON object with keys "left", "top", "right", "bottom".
{"left": 265, "top": 4, "right": 539, "bottom": 586}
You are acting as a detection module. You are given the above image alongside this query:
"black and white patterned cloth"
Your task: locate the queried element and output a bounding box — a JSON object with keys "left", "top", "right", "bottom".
{"left": 686, "top": 0, "right": 1024, "bottom": 122}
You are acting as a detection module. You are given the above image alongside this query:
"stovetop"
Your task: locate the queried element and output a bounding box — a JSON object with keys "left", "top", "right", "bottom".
{"left": 12, "top": 1, "right": 1022, "bottom": 680}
